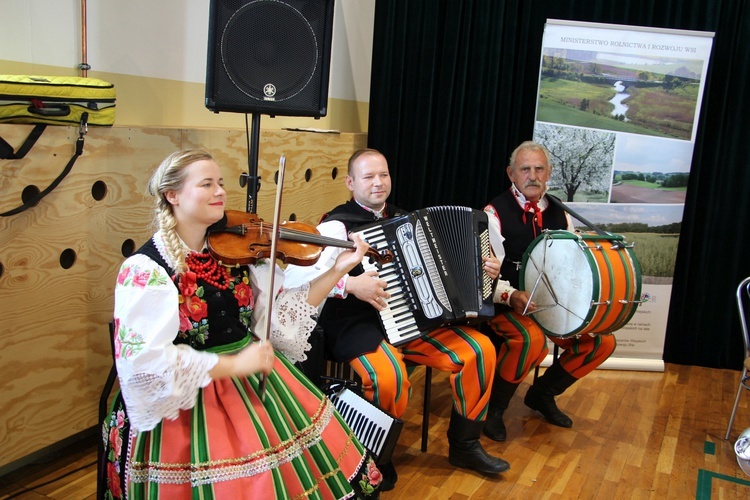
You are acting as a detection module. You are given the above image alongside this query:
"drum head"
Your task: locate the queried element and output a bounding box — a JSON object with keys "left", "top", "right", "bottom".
{"left": 521, "top": 233, "right": 597, "bottom": 336}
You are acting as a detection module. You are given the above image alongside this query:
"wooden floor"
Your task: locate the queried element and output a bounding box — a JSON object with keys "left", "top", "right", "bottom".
{"left": 1, "top": 363, "right": 750, "bottom": 499}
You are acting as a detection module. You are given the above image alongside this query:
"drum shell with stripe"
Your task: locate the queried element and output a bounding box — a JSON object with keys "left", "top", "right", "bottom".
{"left": 520, "top": 230, "right": 642, "bottom": 338}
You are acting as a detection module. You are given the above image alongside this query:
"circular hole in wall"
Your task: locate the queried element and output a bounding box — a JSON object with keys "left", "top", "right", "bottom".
{"left": 331, "top": 167, "right": 338, "bottom": 180}
{"left": 59, "top": 248, "right": 77, "bottom": 269}
{"left": 121, "top": 239, "right": 136, "bottom": 258}
{"left": 91, "top": 180, "right": 107, "bottom": 201}
{"left": 21, "top": 185, "right": 41, "bottom": 205}
{"left": 304, "top": 169, "right": 312, "bottom": 182}
{"left": 288, "top": 213, "right": 297, "bottom": 221}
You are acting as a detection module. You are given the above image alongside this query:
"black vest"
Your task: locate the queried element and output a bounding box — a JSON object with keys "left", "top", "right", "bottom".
{"left": 321, "top": 199, "right": 405, "bottom": 230}
{"left": 136, "top": 238, "right": 250, "bottom": 351}
{"left": 488, "top": 190, "right": 568, "bottom": 289}
{"left": 317, "top": 199, "right": 407, "bottom": 360}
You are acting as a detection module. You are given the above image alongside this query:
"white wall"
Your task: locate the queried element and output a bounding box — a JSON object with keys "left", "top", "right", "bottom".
{"left": 0, "top": 0, "right": 374, "bottom": 102}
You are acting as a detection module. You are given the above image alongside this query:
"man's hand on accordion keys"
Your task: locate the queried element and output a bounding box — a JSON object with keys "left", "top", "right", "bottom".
{"left": 346, "top": 271, "right": 391, "bottom": 311}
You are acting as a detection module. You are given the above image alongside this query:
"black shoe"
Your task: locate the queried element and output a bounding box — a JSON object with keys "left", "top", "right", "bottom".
{"left": 524, "top": 385, "right": 573, "bottom": 428}
{"left": 484, "top": 375, "right": 520, "bottom": 442}
{"left": 379, "top": 461, "right": 397, "bottom": 491}
{"left": 448, "top": 440, "right": 511, "bottom": 474}
{"left": 483, "top": 408, "right": 507, "bottom": 442}
{"left": 447, "top": 409, "right": 510, "bottom": 474}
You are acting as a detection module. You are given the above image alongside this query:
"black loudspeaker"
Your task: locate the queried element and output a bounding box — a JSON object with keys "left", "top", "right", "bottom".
{"left": 205, "top": 0, "right": 335, "bottom": 117}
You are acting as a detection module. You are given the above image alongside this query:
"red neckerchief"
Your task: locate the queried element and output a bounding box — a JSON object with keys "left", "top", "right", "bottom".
{"left": 523, "top": 200, "right": 543, "bottom": 232}
{"left": 513, "top": 186, "right": 544, "bottom": 236}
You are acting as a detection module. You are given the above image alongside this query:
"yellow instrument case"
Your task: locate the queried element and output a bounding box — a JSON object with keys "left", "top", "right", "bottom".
{"left": 0, "top": 75, "right": 115, "bottom": 126}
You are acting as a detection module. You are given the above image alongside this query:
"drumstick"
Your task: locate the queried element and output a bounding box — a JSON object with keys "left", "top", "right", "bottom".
{"left": 546, "top": 194, "right": 610, "bottom": 237}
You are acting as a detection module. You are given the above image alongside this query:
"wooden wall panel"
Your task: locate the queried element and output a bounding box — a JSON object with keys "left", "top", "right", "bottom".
{"left": 0, "top": 124, "right": 363, "bottom": 467}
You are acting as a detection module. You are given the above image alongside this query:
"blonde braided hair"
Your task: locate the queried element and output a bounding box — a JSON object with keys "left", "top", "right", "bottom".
{"left": 147, "top": 149, "right": 215, "bottom": 274}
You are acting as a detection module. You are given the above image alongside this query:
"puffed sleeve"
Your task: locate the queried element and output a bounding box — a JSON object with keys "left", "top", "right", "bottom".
{"left": 484, "top": 203, "right": 516, "bottom": 306}
{"left": 565, "top": 212, "right": 575, "bottom": 232}
{"left": 113, "top": 254, "right": 219, "bottom": 432}
{"left": 283, "top": 220, "right": 349, "bottom": 299}
{"left": 248, "top": 258, "right": 318, "bottom": 364}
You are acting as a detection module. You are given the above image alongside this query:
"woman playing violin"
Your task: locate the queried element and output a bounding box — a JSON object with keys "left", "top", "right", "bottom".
{"left": 99, "top": 149, "right": 382, "bottom": 499}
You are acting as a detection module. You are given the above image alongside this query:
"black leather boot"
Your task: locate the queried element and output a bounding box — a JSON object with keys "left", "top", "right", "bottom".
{"left": 447, "top": 409, "right": 510, "bottom": 474}
{"left": 484, "top": 375, "right": 520, "bottom": 442}
{"left": 524, "top": 362, "right": 577, "bottom": 428}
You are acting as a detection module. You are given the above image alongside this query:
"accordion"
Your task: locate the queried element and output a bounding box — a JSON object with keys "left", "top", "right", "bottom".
{"left": 354, "top": 206, "right": 495, "bottom": 346}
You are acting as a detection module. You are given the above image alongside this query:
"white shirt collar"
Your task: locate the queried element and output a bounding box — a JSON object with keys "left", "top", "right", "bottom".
{"left": 355, "top": 200, "right": 386, "bottom": 219}
{"left": 511, "top": 183, "right": 548, "bottom": 210}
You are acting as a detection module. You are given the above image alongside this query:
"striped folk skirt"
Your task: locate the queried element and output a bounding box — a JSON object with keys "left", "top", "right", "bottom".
{"left": 100, "top": 353, "right": 382, "bottom": 499}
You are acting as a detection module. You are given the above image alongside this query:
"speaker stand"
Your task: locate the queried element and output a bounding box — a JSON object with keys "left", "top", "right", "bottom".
{"left": 241, "top": 113, "right": 262, "bottom": 213}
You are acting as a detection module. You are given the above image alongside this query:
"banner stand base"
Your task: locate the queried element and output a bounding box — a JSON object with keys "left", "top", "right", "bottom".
{"left": 539, "top": 354, "right": 665, "bottom": 372}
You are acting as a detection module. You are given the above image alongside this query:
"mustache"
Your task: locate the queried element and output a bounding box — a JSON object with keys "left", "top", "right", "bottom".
{"left": 524, "top": 180, "right": 543, "bottom": 188}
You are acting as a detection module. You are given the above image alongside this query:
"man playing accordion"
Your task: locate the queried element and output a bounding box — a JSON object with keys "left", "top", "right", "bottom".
{"left": 285, "top": 148, "right": 509, "bottom": 490}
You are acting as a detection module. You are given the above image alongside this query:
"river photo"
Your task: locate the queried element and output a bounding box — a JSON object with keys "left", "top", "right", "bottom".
{"left": 609, "top": 81, "right": 629, "bottom": 121}
{"left": 536, "top": 46, "right": 705, "bottom": 140}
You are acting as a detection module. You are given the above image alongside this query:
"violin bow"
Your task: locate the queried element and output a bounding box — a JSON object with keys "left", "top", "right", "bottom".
{"left": 258, "top": 154, "right": 286, "bottom": 400}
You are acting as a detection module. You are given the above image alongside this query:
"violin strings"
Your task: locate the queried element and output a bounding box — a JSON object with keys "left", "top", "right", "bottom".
{"left": 239, "top": 223, "right": 335, "bottom": 240}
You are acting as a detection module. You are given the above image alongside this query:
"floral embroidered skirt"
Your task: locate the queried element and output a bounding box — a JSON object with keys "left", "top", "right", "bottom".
{"left": 100, "top": 353, "right": 381, "bottom": 499}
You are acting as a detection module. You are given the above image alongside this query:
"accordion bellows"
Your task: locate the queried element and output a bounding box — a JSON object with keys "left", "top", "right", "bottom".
{"left": 0, "top": 75, "right": 116, "bottom": 126}
{"left": 355, "top": 206, "right": 495, "bottom": 346}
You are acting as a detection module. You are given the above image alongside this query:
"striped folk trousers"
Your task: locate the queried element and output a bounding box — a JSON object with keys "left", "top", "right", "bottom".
{"left": 487, "top": 311, "right": 616, "bottom": 383}
{"left": 348, "top": 326, "right": 497, "bottom": 420}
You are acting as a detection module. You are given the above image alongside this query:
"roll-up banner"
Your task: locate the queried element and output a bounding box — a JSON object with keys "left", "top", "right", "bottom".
{"left": 533, "top": 20, "right": 714, "bottom": 371}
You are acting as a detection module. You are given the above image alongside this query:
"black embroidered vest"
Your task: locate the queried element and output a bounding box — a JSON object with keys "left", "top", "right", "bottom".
{"left": 488, "top": 190, "right": 568, "bottom": 289}
{"left": 136, "top": 238, "right": 251, "bottom": 351}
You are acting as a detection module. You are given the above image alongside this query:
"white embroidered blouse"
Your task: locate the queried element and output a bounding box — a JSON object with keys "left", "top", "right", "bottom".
{"left": 112, "top": 231, "right": 318, "bottom": 432}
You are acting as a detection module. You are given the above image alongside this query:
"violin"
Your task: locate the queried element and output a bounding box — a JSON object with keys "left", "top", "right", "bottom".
{"left": 207, "top": 210, "right": 393, "bottom": 267}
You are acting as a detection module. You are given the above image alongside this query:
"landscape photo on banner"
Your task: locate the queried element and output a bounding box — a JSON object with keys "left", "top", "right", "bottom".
{"left": 532, "top": 19, "right": 714, "bottom": 371}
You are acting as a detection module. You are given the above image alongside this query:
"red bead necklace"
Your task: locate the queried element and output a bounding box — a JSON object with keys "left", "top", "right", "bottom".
{"left": 185, "top": 252, "right": 231, "bottom": 290}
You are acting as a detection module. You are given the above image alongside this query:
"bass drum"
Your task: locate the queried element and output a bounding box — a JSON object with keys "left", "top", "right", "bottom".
{"left": 520, "top": 230, "right": 642, "bottom": 338}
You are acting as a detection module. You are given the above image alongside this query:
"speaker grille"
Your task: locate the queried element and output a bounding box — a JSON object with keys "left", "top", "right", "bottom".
{"left": 206, "top": 0, "right": 335, "bottom": 117}
{"left": 222, "top": 2, "right": 317, "bottom": 102}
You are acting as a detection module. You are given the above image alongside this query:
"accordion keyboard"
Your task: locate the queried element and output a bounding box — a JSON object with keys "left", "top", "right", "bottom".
{"left": 359, "top": 222, "right": 424, "bottom": 345}
{"left": 327, "top": 386, "right": 403, "bottom": 465}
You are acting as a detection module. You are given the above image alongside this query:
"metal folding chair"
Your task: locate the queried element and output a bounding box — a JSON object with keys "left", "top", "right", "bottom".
{"left": 534, "top": 343, "right": 560, "bottom": 381}
{"left": 725, "top": 276, "right": 750, "bottom": 440}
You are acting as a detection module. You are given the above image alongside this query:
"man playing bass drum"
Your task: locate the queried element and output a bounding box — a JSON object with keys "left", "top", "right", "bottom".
{"left": 481, "top": 140, "right": 617, "bottom": 442}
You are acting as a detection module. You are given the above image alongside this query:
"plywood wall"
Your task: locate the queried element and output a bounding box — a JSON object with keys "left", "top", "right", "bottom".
{"left": 0, "top": 124, "right": 365, "bottom": 467}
